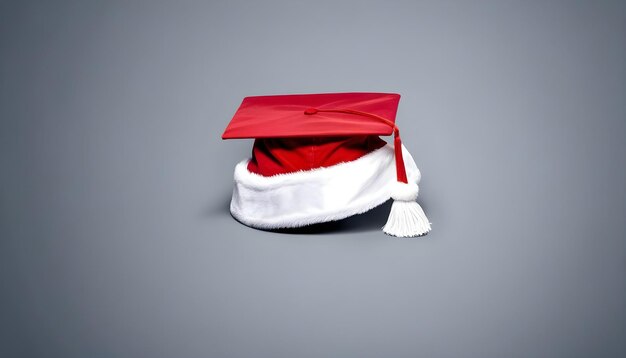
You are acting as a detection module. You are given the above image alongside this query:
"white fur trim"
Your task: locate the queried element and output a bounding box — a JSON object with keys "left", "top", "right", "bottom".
{"left": 230, "top": 144, "right": 421, "bottom": 229}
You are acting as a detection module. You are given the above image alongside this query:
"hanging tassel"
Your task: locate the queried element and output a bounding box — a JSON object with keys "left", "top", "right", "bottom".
{"left": 382, "top": 181, "right": 431, "bottom": 238}
{"left": 382, "top": 130, "right": 431, "bottom": 237}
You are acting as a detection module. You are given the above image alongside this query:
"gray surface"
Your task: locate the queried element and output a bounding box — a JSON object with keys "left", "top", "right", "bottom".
{"left": 1, "top": 1, "right": 625, "bottom": 357}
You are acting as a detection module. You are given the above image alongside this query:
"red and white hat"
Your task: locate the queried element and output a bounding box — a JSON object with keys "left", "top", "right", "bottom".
{"left": 222, "top": 92, "right": 431, "bottom": 237}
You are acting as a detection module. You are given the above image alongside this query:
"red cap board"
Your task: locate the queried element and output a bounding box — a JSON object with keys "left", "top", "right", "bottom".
{"left": 221, "top": 92, "right": 401, "bottom": 139}
{"left": 221, "top": 92, "right": 431, "bottom": 237}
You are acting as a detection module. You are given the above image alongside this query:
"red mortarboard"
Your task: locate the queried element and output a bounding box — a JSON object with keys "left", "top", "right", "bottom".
{"left": 221, "top": 92, "right": 431, "bottom": 237}
{"left": 222, "top": 92, "right": 400, "bottom": 139}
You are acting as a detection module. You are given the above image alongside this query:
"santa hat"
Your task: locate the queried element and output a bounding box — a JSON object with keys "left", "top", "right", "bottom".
{"left": 221, "top": 92, "right": 431, "bottom": 237}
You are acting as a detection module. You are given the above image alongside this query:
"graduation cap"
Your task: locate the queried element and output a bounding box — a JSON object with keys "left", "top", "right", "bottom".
{"left": 221, "top": 92, "right": 431, "bottom": 237}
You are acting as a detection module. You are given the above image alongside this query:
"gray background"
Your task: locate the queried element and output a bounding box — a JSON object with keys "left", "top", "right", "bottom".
{"left": 1, "top": 0, "right": 625, "bottom": 357}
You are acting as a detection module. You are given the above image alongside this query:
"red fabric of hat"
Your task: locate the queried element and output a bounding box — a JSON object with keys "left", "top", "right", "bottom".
{"left": 247, "top": 135, "right": 387, "bottom": 176}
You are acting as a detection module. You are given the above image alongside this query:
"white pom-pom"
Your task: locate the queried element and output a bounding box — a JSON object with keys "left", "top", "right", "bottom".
{"left": 382, "top": 182, "right": 431, "bottom": 238}
{"left": 389, "top": 181, "right": 419, "bottom": 201}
